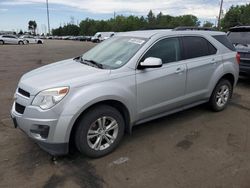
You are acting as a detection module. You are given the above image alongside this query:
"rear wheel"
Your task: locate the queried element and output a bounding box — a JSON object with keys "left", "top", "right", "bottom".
{"left": 37, "top": 40, "right": 42, "bottom": 44}
{"left": 75, "top": 105, "right": 125, "bottom": 158}
{"left": 0, "top": 40, "right": 4, "bottom": 45}
{"left": 209, "top": 79, "right": 232, "bottom": 112}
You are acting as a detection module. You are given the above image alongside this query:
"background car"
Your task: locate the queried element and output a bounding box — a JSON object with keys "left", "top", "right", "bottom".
{"left": 227, "top": 26, "right": 250, "bottom": 76}
{"left": 20, "top": 35, "right": 44, "bottom": 44}
{"left": 0, "top": 35, "right": 25, "bottom": 45}
{"left": 91, "top": 32, "right": 115, "bottom": 42}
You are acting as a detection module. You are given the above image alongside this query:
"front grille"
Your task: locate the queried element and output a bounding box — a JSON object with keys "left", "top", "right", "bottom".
{"left": 18, "top": 88, "right": 30, "bottom": 98}
{"left": 239, "top": 52, "right": 250, "bottom": 59}
{"left": 15, "top": 103, "right": 25, "bottom": 114}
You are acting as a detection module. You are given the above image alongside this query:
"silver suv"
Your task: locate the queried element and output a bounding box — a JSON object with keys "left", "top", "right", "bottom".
{"left": 11, "top": 30, "right": 239, "bottom": 157}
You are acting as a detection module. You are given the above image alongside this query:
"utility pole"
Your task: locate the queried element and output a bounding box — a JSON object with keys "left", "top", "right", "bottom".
{"left": 218, "top": 0, "right": 223, "bottom": 30}
{"left": 46, "top": 0, "right": 51, "bottom": 35}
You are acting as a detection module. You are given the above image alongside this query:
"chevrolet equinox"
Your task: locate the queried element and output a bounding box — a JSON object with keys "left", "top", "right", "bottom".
{"left": 11, "top": 30, "right": 239, "bottom": 157}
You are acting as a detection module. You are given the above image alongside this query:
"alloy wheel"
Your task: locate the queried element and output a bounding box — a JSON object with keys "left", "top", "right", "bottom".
{"left": 216, "top": 85, "right": 230, "bottom": 107}
{"left": 87, "top": 116, "right": 119, "bottom": 151}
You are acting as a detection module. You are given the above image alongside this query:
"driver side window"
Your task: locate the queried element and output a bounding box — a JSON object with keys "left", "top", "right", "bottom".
{"left": 142, "top": 37, "right": 181, "bottom": 64}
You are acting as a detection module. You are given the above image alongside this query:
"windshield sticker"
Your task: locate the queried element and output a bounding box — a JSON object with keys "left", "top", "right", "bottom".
{"left": 115, "top": 61, "right": 123, "bottom": 65}
{"left": 128, "top": 38, "right": 145, "bottom": 45}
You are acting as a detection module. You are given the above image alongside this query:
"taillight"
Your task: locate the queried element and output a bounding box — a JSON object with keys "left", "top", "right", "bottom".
{"left": 236, "top": 52, "right": 240, "bottom": 64}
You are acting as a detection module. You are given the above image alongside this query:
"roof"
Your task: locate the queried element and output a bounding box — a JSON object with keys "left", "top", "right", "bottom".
{"left": 117, "top": 29, "right": 225, "bottom": 39}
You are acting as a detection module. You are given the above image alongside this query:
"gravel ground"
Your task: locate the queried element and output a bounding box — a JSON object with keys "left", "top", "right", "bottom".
{"left": 0, "top": 40, "right": 250, "bottom": 188}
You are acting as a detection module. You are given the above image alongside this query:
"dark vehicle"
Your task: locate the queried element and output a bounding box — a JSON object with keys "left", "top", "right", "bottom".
{"left": 228, "top": 26, "right": 250, "bottom": 76}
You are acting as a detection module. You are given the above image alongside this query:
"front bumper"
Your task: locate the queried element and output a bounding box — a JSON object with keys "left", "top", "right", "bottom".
{"left": 11, "top": 103, "right": 70, "bottom": 156}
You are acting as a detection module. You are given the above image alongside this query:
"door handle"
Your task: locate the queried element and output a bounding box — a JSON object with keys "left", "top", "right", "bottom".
{"left": 175, "top": 67, "right": 184, "bottom": 74}
{"left": 211, "top": 59, "right": 217, "bottom": 64}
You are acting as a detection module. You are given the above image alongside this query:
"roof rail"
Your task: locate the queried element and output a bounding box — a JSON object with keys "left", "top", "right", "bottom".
{"left": 173, "top": 26, "right": 216, "bottom": 31}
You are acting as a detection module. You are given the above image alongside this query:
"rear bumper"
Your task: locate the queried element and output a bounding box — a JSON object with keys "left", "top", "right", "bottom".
{"left": 240, "top": 60, "right": 250, "bottom": 75}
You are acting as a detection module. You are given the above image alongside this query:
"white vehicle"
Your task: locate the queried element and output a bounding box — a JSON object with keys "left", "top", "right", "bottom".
{"left": 91, "top": 32, "right": 115, "bottom": 43}
{"left": 20, "top": 35, "right": 43, "bottom": 44}
{"left": 0, "top": 35, "right": 25, "bottom": 45}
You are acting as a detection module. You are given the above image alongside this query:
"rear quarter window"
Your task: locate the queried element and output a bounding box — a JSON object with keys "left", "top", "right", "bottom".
{"left": 212, "top": 35, "right": 235, "bottom": 51}
{"left": 181, "top": 36, "right": 217, "bottom": 60}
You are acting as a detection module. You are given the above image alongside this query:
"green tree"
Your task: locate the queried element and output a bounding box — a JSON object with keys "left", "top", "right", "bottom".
{"left": 147, "top": 10, "right": 156, "bottom": 27}
{"left": 221, "top": 4, "right": 250, "bottom": 31}
{"left": 52, "top": 24, "right": 80, "bottom": 36}
{"left": 18, "top": 30, "right": 24, "bottom": 35}
{"left": 28, "top": 20, "right": 37, "bottom": 34}
{"left": 203, "top": 21, "right": 214, "bottom": 28}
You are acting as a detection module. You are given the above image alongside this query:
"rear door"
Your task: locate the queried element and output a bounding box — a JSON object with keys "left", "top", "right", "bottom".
{"left": 136, "top": 37, "right": 187, "bottom": 120}
{"left": 181, "top": 36, "right": 220, "bottom": 102}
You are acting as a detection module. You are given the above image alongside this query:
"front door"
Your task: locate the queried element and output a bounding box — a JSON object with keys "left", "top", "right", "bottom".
{"left": 136, "top": 37, "right": 187, "bottom": 120}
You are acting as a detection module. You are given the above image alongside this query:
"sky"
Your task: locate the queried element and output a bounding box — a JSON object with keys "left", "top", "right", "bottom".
{"left": 0, "top": 0, "right": 249, "bottom": 33}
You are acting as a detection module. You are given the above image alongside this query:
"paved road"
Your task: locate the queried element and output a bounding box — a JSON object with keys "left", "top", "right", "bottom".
{"left": 0, "top": 40, "right": 250, "bottom": 188}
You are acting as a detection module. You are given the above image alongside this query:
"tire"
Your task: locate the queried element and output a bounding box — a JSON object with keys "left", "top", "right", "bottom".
{"left": 37, "top": 40, "right": 42, "bottom": 44}
{"left": 209, "top": 79, "right": 232, "bottom": 112}
{"left": 18, "top": 41, "right": 24, "bottom": 45}
{"left": 25, "top": 40, "right": 29, "bottom": 44}
{"left": 75, "top": 105, "right": 125, "bottom": 158}
{"left": 0, "top": 40, "right": 4, "bottom": 45}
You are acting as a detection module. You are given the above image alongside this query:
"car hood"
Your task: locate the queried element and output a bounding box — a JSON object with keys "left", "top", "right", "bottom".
{"left": 18, "top": 58, "right": 111, "bottom": 95}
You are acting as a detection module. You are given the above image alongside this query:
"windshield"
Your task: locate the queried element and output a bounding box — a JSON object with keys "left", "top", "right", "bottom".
{"left": 228, "top": 31, "right": 250, "bottom": 45}
{"left": 81, "top": 36, "right": 146, "bottom": 69}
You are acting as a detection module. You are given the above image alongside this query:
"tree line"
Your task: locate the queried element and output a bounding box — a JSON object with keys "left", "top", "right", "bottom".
{"left": 52, "top": 4, "right": 250, "bottom": 36}
{"left": 52, "top": 10, "right": 201, "bottom": 36}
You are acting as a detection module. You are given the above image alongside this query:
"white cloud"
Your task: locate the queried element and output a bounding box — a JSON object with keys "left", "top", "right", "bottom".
{"left": 0, "top": 8, "right": 8, "bottom": 12}
{"left": 0, "top": 0, "right": 249, "bottom": 19}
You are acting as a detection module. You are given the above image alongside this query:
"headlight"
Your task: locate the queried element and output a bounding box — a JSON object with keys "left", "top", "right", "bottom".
{"left": 32, "top": 87, "right": 69, "bottom": 110}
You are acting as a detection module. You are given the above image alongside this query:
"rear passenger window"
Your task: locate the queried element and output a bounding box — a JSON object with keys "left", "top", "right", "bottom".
{"left": 182, "top": 36, "right": 217, "bottom": 60}
{"left": 142, "top": 38, "right": 181, "bottom": 64}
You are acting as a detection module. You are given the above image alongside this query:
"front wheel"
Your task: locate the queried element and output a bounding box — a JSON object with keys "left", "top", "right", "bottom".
{"left": 75, "top": 105, "right": 125, "bottom": 158}
{"left": 18, "top": 41, "right": 24, "bottom": 45}
{"left": 209, "top": 79, "right": 232, "bottom": 112}
{"left": 0, "top": 40, "right": 4, "bottom": 45}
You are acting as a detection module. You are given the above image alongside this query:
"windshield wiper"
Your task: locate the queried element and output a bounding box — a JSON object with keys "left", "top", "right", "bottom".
{"left": 75, "top": 56, "right": 104, "bottom": 69}
{"left": 83, "top": 59, "right": 103, "bottom": 69}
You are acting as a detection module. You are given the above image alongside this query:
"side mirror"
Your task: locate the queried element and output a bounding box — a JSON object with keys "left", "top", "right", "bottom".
{"left": 139, "top": 57, "right": 163, "bottom": 69}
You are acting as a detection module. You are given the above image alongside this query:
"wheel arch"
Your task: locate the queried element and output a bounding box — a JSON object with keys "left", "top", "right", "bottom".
{"left": 219, "top": 73, "right": 235, "bottom": 87}
{"left": 209, "top": 72, "right": 236, "bottom": 99}
{"left": 68, "top": 99, "right": 131, "bottom": 151}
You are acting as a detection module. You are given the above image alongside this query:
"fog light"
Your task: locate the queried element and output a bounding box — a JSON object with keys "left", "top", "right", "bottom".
{"left": 30, "top": 125, "right": 50, "bottom": 139}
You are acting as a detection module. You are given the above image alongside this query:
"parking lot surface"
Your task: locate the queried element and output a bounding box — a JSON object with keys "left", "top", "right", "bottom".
{"left": 0, "top": 40, "right": 250, "bottom": 188}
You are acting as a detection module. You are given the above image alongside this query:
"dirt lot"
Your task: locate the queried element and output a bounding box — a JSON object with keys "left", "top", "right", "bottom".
{"left": 0, "top": 40, "right": 250, "bottom": 188}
